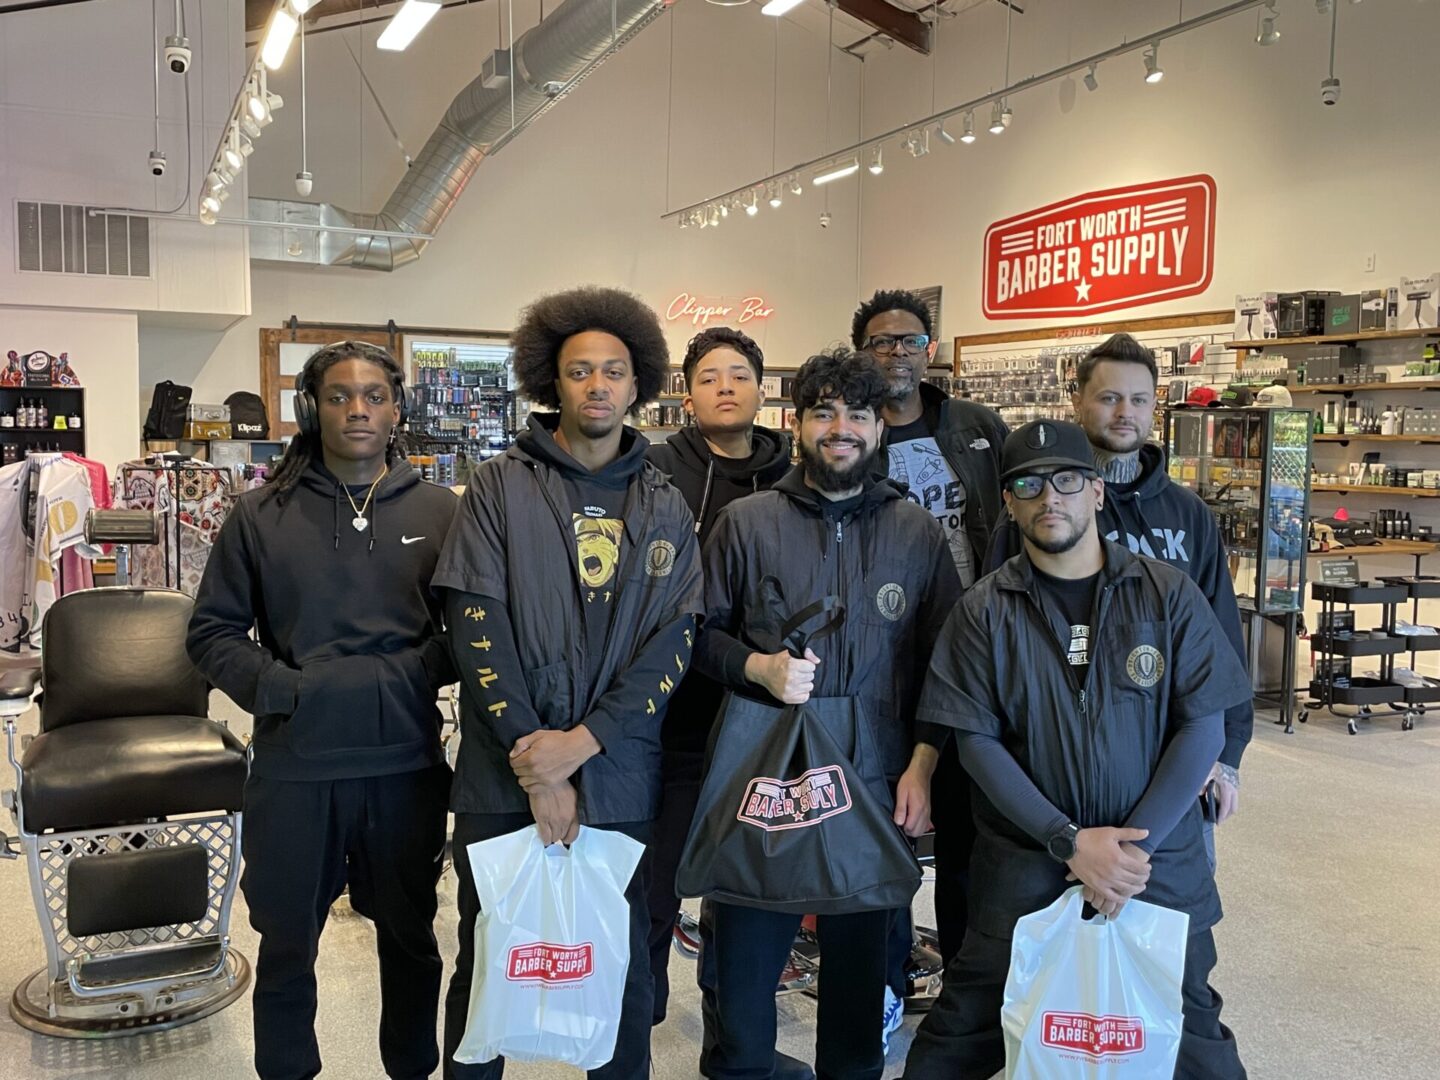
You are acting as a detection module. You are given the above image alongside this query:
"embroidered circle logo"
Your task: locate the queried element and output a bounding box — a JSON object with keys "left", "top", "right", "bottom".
{"left": 645, "top": 539, "right": 677, "bottom": 578}
{"left": 1126, "top": 645, "right": 1164, "bottom": 688}
{"left": 876, "top": 583, "right": 907, "bottom": 622}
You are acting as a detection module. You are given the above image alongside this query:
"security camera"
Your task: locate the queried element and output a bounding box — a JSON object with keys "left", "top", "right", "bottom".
{"left": 819, "top": 211, "right": 833, "bottom": 229}
{"left": 295, "top": 171, "right": 313, "bottom": 197}
{"left": 164, "top": 34, "right": 192, "bottom": 75}
{"left": 1320, "top": 77, "right": 1340, "bottom": 106}
{"left": 148, "top": 150, "right": 167, "bottom": 177}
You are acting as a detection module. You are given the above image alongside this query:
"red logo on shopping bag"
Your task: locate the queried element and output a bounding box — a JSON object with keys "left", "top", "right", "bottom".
{"left": 1042, "top": 1012, "right": 1146, "bottom": 1057}
{"left": 505, "top": 942, "right": 594, "bottom": 984}
{"left": 737, "top": 766, "right": 852, "bottom": 832}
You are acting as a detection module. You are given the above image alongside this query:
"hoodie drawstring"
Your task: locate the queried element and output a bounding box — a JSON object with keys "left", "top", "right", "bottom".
{"left": 694, "top": 459, "right": 715, "bottom": 536}
{"left": 369, "top": 497, "right": 377, "bottom": 553}
{"left": 331, "top": 486, "right": 340, "bottom": 550}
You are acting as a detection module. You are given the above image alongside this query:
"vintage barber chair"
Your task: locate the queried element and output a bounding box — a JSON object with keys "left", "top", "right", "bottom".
{"left": 0, "top": 586, "right": 250, "bottom": 1036}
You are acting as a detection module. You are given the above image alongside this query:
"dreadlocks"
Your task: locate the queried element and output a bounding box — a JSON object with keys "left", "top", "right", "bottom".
{"left": 265, "top": 340, "right": 407, "bottom": 504}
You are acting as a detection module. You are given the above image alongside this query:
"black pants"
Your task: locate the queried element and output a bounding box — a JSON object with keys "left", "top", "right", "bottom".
{"left": 928, "top": 754, "right": 973, "bottom": 968}
{"left": 443, "top": 813, "right": 654, "bottom": 1079}
{"left": 240, "top": 765, "right": 451, "bottom": 1080}
{"left": 706, "top": 901, "right": 890, "bottom": 1080}
{"left": 645, "top": 747, "right": 705, "bottom": 1024}
{"left": 904, "top": 924, "right": 1246, "bottom": 1080}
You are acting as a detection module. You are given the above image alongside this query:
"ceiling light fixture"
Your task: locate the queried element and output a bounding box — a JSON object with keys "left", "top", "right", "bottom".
{"left": 261, "top": 6, "right": 299, "bottom": 70}
{"left": 868, "top": 145, "right": 884, "bottom": 174}
{"left": 935, "top": 121, "right": 956, "bottom": 145}
{"left": 199, "top": 206, "right": 217, "bottom": 226}
{"left": 745, "top": 191, "right": 760, "bottom": 216}
{"left": 1257, "top": 3, "right": 1280, "bottom": 45}
{"left": 1083, "top": 63, "right": 1099, "bottom": 91}
{"left": 200, "top": 193, "right": 222, "bottom": 215}
{"left": 812, "top": 158, "right": 860, "bottom": 185}
{"left": 988, "top": 101, "right": 1006, "bottom": 135}
{"left": 768, "top": 182, "right": 783, "bottom": 208}
{"left": 240, "top": 115, "right": 262, "bottom": 138}
{"left": 910, "top": 129, "right": 930, "bottom": 156}
{"left": 959, "top": 111, "right": 976, "bottom": 143}
{"left": 377, "top": 0, "right": 441, "bottom": 52}
{"left": 1143, "top": 43, "right": 1164, "bottom": 83}
{"left": 707, "top": 204, "right": 721, "bottom": 227}
{"left": 760, "top": 0, "right": 806, "bottom": 15}
{"left": 223, "top": 131, "right": 244, "bottom": 172}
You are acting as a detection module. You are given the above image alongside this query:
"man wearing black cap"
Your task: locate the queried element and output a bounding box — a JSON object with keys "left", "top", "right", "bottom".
{"left": 903, "top": 419, "right": 1250, "bottom": 1080}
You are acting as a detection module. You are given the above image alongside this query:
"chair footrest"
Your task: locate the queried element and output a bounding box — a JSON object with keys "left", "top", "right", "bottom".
{"left": 72, "top": 940, "right": 225, "bottom": 992}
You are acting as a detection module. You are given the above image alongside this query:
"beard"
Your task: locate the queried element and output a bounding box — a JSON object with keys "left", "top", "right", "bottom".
{"left": 573, "top": 408, "right": 624, "bottom": 439}
{"left": 1019, "top": 506, "right": 1093, "bottom": 555}
{"left": 1090, "top": 423, "right": 1145, "bottom": 454}
{"left": 798, "top": 435, "right": 878, "bottom": 494}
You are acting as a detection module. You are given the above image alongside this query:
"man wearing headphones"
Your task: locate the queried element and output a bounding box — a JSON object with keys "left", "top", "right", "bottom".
{"left": 188, "top": 342, "right": 459, "bottom": 1080}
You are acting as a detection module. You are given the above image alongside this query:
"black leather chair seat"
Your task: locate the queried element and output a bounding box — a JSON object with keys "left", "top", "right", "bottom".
{"left": 20, "top": 716, "right": 247, "bottom": 833}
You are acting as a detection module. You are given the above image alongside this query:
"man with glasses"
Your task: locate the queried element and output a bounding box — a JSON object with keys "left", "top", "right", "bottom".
{"left": 902, "top": 419, "right": 1249, "bottom": 1080}
{"left": 852, "top": 289, "right": 1008, "bottom": 1028}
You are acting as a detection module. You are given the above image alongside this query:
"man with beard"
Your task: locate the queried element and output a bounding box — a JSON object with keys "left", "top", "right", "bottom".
{"left": 695, "top": 349, "right": 960, "bottom": 1080}
{"left": 985, "top": 333, "right": 1249, "bottom": 868}
{"left": 432, "top": 286, "right": 704, "bottom": 1079}
{"left": 642, "top": 328, "right": 802, "bottom": 1076}
{"left": 903, "top": 420, "right": 1249, "bottom": 1080}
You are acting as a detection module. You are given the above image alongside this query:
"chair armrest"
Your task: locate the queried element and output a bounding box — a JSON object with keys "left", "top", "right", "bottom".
{"left": 0, "top": 666, "right": 41, "bottom": 715}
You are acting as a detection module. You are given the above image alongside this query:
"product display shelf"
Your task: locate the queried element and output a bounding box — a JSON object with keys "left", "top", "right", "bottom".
{"left": 1304, "top": 562, "right": 1440, "bottom": 734}
{"left": 0, "top": 385, "right": 86, "bottom": 461}
{"left": 1294, "top": 380, "right": 1440, "bottom": 395}
{"left": 1310, "top": 484, "right": 1440, "bottom": 497}
{"left": 1229, "top": 328, "right": 1440, "bottom": 352}
{"left": 1308, "top": 540, "right": 1438, "bottom": 560}
{"left": 1313, "top": 434, "right": 1440, "bottom": 444}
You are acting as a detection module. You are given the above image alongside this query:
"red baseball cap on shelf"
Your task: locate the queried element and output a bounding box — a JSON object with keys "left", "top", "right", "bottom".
{"left": 1185, "top": 386, "right": 1219, "bottom": 407}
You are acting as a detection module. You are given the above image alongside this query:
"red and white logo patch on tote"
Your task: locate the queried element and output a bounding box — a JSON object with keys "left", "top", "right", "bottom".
{"left": 982, "top": 175, "right": 1216, "bottom": 319}
{"left": 736, "top": 766, "right": 853, "bottom": 832}
{"left": 505, "top": 942, "right": 595, "bottom": 984}
{"left": 1042, "top": 1012, "right": 1147, "bottom": 1057}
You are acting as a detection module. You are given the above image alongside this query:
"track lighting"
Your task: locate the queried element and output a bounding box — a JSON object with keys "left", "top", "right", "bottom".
{"left": 1257, "top": 3, "right": 1280, "bottom": 45}
{"left": 1083, "top": 64, "right": 1099, "bottom": 92}
{"left": 378, "top": 0, "right": 442, "bottom": 52}
{"left": 789, "top": 175, "right": 803, "bottom": 196}
{"left": 768, "top": 182, "right": 783, "bottom": 209}
{"left": 261, "top": 6, "right": 299, "bottom": 71}
{"left": 223, "top": 132, "right": 244, "bottom": 173}
{"left": 1143, "top": 43, "right": 1164, "bottom": 84}
{"left": 707, "top": 204, "right": 721, "bottom": 227}
{"left": 745, "top": 191, "right": 759, "bottom": 216}
{"left": 205, "top": 171, "right": 225, "bottom": 192}
{"left": 199, "top": 205, "right": 217, "bottom": 226}
{"left": 718, "top": 201, "right": 729, "bottom": 218}
{"left": 1001, "top": 104, "right": 1013, "bottom": 128}
{"left": 909, "top": 129, "right": 930, "bottom": 156}
{"left": 868, "top": 145, "right": 884, "bottom": 175}
{"left": 240, "top": 115, "right": 262, "bottom": 138}
{"left": 813, "top": 158, "right": 860, "bottom": 185}
{"left": 959, "top": 111, "right": 976, "bottom": 144}
{"left": 935, "top": 121, "right": 956, "bottom": 146}
{"left": 200, "top": 193, "right": 222, "bottom": 215}
{"left": 988, "top": 101, "right": 1006, "bottom": 135}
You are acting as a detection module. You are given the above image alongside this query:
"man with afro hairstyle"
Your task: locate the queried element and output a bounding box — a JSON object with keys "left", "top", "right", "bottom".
{"left": 433, "top": 286, "right": 704, "bottom": 1078}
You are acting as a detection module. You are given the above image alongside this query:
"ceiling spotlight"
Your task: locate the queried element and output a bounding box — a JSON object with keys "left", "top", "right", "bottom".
{"left": 678, "top": 213, "right": 690, "bottom": 229}
{"left": 1257, "top": 4, "right": 1280, "bottom": 45}
{"left": 223, "top": 135, "right": 244, "bottom": 173}
{"left": 719, "top": 201, "right": 729, "bottom": 218}
{"left": 215, "top": 162, "right": 236, "bottom": 185}
{"left": 200, "top": 193, "right": 222, "bottom": 215}
{"left": 960, "top": 111, "right": 976, "bottom": 144}
{"left": 935, "top": 121, "right": 956, "bottom": 146}
{"left": 988, "top": 101, "right": 1006, "bottom": 135}
{"left": 789, "top": 174, "right": 803, "bottom": 196}
{"left": 1001, "top": 103, "right": 1013, "bottom": 128}
{"left": 707, "top": 204, "right": 721, "bottom": 227}
{"left": 868, "top": 145, "right": 884, "bottom": 175}
{"left": 911, "top": 129, "right": 930, "bottom": 156}
{"left": 261, "top": 7, "right": 299, "bottom": 70}
{"left": 745, "top": 192, "right": 759, "bottom": 216}
{"left": 1083, "top": 64, "right": 1099, "bottom": 92}
{"left": 1143, "top": 44, "right": 1164, "bottom": 84}
{"left": 768, "top": 183, "right": 783, "bottom": 209}
{"left": 199, "top": 206, "right": 217, "bottom": 226}
{"left": 240, "top": 115, "right": 262, "bottom": 138}
{"left": 205, "top": 170, "right": 225, "bottom": 192}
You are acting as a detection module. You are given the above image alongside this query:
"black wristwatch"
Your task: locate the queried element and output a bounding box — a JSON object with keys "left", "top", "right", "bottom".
{"left": 1046, "top": 821, "right": 1080, "bottom": 863}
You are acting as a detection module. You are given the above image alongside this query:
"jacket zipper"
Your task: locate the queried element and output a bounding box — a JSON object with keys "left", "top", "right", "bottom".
{"left": 530, "top": 464, "right": 590, "bottom": 723}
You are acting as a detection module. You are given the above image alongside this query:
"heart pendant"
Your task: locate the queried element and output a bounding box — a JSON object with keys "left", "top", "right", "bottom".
{"left": 352, "top": 516, "right": 368, "bottom": 532}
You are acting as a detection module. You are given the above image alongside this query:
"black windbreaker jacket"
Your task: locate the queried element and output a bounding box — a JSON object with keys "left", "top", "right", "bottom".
{"left": 696, "top": 468, "right": 962, "bottom": 780}
{"left": 918, "top": 540, "right": 1251, "bottom": 938}
{"left": 432, "top": 415, "right": 704, "bottom": 822}
{"left": 984, "top": 442, "right": 1253, "bottom": 768}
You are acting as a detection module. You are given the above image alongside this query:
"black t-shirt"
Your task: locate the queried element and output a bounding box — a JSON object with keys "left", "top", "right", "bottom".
{"left": 1032, "top": 567, "right": 1100, "bottom": 686}
{"left": 563, "top": 476, "right": 627, "bottom": 692}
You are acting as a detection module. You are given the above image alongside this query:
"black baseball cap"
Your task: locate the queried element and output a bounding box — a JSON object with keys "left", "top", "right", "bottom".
{"left": 1000, "top": 419, "right": 1098, "bottom": 483}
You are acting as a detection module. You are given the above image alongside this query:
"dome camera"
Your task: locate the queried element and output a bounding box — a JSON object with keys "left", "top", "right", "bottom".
{"left": 1320, "top": 77, "right": 1340, "bottom": 106}
{"left": 148, "top": 150, "right": 167, "bottom": 177}
{"left": 819, "top": 211, "right": 833, "bottom": 229}
{"left": 165, "top": 35, "right": 192, "bottom": 75}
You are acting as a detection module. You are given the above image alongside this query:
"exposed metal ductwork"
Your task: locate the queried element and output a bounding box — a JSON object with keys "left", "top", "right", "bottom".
{"left": 249, "top": 0, "right": 672, "bottom": 271}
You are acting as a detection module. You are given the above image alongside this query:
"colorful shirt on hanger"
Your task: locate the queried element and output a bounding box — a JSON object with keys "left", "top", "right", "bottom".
{"left": 114, "top": 459, "right": 231, "bottom": 596}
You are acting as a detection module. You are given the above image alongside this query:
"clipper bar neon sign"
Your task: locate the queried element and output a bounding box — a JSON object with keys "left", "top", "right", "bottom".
{"left": 666, "top": 293, "right": 775, "bottom": 329}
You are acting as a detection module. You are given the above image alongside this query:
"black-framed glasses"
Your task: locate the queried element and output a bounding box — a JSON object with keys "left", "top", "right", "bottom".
{"left": 1006, "top": 470, "right": 1092, "bottom": 500}
{"left": 864, "top": 333, "right": 930, "bottom": 356}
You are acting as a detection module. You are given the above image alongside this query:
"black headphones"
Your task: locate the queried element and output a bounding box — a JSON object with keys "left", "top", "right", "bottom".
{"left": 294, "top": 341, "right": 410, "bottom": 438}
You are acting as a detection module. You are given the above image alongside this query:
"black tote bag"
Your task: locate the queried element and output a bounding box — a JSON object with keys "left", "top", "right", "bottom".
{"left": 675, "top": 597, "right": 921, "bottom": 915}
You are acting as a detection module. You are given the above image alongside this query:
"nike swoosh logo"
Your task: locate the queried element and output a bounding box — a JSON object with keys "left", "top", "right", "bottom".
{"left": 401, "top": 536, "right": 426, "bottom": 545}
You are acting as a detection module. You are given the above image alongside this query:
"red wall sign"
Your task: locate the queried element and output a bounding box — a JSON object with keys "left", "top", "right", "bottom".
{"left": 982, "top": 174, "right": 1216, "bottom": 320}
{"left": 665, "top": 293, "right": 775, "bottom": 329}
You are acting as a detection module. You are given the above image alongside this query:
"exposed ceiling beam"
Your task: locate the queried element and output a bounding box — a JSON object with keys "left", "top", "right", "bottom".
{"left": 836, "top": 0, "right": 930, "bottom": 55}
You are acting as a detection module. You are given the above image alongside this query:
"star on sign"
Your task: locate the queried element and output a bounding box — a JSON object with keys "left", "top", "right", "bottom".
{"left": 1075, "top": 277, "right": 1093, "bottom": 303}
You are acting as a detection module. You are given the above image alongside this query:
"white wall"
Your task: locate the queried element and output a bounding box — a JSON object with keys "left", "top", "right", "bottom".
{"left": 0, "top": 306, "right": 139, "bottom": 471}
{"left": 0, "top": 0, "right": 250, "bottom": 316}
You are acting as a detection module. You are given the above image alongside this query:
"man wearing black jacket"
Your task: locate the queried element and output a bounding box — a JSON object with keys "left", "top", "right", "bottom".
{"left": 697, "top": 349, "right": 961, "bottom": 1080}
{"left": 904, "top": 420, "right": 1250, "bottom": 1080}
{"left": 984, "top": 334, "right": 1250, "bottom": 867}
{"left": 188, "top": 342, "right": 458, "bottom": 1080}
{"left": 642, "top": 327, "right": 794, "bottom": 1064}
{"left": 433, "top": 286, "right": 703, "bottom": 1079}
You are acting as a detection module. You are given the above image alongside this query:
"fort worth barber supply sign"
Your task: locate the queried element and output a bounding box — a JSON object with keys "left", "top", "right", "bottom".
{"left": 982, "top": 175, "right": 1216, "bottom": 320}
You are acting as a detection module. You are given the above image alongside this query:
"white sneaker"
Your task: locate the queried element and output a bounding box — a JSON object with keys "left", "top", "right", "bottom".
{"left": 881, "top": 985, "right": 904, "bottom": 1054}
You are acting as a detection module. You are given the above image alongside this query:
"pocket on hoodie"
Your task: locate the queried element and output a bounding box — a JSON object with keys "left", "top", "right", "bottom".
{"left": 288, "top": 652, "right": 435, "bottom": 760}
{"left": 522, "top": 659, "right": 573, "bottom": 731}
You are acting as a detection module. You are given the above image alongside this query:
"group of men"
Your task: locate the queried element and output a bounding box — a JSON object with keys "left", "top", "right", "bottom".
{"left": 187, "top": 284, "right": 1253, "bottom": 1080}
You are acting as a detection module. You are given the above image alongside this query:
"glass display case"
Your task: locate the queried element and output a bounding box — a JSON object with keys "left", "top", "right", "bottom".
{"left": 1163, "top": 407, "right": 1313, "bottom": 613}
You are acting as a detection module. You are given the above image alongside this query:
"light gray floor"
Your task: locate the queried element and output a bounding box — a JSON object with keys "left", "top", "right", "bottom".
{"left": 1, "top": 701, "right": 1438, "bottom": 1079}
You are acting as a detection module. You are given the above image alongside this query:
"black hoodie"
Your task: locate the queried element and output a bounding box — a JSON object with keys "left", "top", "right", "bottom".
{"left": 646, "top": 425, "right": 793, "bottom": 753}
{"left": 983, "top": 442, "right": 1252, "bottom": 768}
{"left": 696, "top": 467, "right": 961, "bottom": 779}
{"left": 187, "top": 459, "right": 459, "bottom": 781}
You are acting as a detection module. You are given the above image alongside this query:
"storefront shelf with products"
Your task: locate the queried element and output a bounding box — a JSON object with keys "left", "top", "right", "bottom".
{"left": 1294, "top": 381, "right": 1440, "bottom": 395}
{"left": 1313, "top": 434, "right": 1440, "bottom": 444}
{"left": 1311, "top": 633, "right": 1407, "bottom": 658}
{"left": 1311, "top": 484, "right": 1440, "bottom": 497}
{"left": 1308, "top": 540, "right": 1438, "bottom": 560}
{"left": 1230, "top": 328, "right": 1440, "bottom": 351}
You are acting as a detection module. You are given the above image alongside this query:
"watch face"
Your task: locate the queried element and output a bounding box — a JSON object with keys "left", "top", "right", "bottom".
{"left": 1047, "top": 830, "right": 1077, "bottom": 862}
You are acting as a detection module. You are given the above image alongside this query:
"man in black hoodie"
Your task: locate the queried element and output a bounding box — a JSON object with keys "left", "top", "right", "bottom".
{"left": 696, "top": 349, "right": 961, "bottom": 1080}
{"left": 642, "top": 327, "right": 800, "bottom": 1075}
{"left": 433, "top": 287, "right": 703, "bottom": 1080}
{"left": 983, "top": 333, "right": 1250, "bottom": 868}
{"left": 188, "top": 341, "right": 458, "bottom": 1080}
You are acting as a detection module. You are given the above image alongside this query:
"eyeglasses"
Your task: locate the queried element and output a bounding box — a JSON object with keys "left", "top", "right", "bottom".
{"left": 1006, "top": 470, "right": 1093, "bottom": 500}
{"left": 864, "top": 333, "right": 930, "bottom": 356}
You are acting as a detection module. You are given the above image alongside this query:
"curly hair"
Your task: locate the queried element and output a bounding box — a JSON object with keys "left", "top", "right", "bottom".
{"left": 680, "top": 326, "right": 765, "bottom": 389}
{"left": 850, "top": 288, "right": 934, "bottom": 349}
{"left": 1076, "top": 332, "right": 1158, "bottom": 391}
{"left": 510, "top": 286, "right": 669, "bottom": 415}
{"left": 791, "top": 347, "right": 890, "bottom": 417}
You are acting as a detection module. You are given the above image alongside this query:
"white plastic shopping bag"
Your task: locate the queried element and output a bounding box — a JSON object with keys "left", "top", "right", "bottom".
{"left": 1002, "top": 886, "right": 1189, "bottom": 1079}
{"left": 453, "top": 825, "right": 645, "bottom": 1070}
